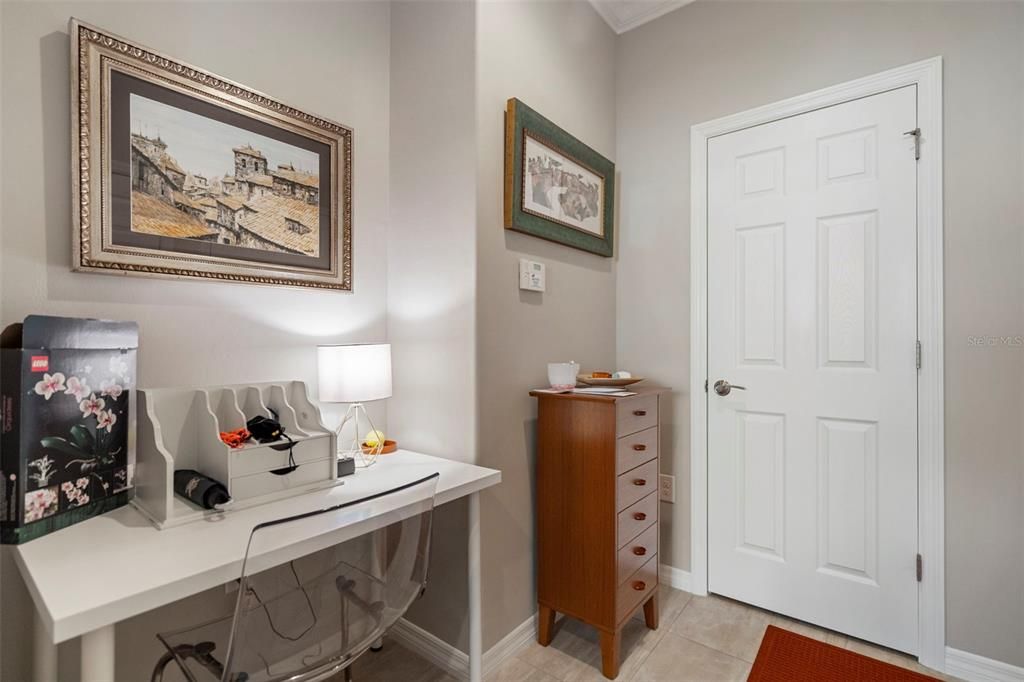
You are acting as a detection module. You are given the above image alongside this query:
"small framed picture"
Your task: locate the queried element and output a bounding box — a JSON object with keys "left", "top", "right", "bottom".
{"left": 504, "top": 98, "right": 615, "bottom": 257}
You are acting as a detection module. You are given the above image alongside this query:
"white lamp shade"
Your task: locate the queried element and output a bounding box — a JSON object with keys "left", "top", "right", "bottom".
{"left": 318, "top": 343, "right": 392, "bottom": 403}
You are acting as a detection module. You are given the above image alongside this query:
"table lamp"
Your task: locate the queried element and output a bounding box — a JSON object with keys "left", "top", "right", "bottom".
{"left": 317, "top": 343, "right": 392, "bottom": 468}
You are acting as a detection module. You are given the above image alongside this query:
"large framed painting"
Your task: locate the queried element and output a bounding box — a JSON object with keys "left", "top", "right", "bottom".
{"left": 504, "top": 98, "right": 614, "bottom": 257}
{"left": 71, "top": 19, "right": 352, "bottom": 290}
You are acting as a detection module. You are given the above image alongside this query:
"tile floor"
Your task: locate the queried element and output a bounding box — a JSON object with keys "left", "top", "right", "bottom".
{"left": 351, "top": 586, "right": 955, "bottom": 681}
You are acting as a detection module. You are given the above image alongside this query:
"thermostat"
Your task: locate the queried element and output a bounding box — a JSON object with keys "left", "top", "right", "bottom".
{"left": 519, "top": 259, "right": 546, "bottom": 292}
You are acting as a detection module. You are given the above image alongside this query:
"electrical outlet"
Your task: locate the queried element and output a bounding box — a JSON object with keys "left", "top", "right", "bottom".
{"left": 659, "top": 474, "right": 675, "bottom": 503}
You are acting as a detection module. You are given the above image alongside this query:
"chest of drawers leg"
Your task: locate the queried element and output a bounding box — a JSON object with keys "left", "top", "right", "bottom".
{"left": 531, "top": 388, "right": 667, "bottom": 680}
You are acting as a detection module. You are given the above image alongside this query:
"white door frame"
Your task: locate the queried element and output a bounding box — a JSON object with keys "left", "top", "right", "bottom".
{"left": 689, "top": 57, "right": 944, "bottom": 670}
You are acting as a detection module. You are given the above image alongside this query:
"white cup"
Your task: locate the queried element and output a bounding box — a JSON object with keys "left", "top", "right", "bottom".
{"left": 547, "top": 362, "right": 579, "bottom": 390}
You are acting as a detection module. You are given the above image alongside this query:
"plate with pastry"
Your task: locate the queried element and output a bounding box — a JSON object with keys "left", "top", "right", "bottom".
{"left": 577, "top": 370, "right": 644, "bottom": 387}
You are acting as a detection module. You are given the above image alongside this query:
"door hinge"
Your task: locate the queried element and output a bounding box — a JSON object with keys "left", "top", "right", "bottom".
{"left": 916, "top": 553, "right": 923, "bottom": 582}
{"left": 916, "top": 340, "right": 922, "bottom": 370}
{"left": 904, "top": 128, "right": 921, "bottom": 160}
{"left": 704, "top": 379, "right": 709, "bottom": 393}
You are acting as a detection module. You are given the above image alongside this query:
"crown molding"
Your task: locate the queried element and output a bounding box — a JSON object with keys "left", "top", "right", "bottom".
{"left": 588, "top": 0, "right": 694, "bottom": 34}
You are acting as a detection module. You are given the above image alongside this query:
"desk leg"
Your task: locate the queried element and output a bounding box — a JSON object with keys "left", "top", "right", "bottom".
{"left": 80, "top": 624, "right": 115, "bottom": 681}
{"left": 33, "top": 609, "right": 57, "bottom": 682}
{"left": 370, "top": 528, "right": 384, "bottom": 651}
{"left": 468, "top": 491, "right": 481, "bottom": 682}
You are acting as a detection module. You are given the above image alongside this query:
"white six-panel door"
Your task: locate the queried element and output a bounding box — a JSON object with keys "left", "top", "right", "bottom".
{"left": 707, "top": 85, "right": 919, "bottom": 653}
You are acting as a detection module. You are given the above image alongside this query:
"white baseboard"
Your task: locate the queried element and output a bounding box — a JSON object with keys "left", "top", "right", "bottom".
{"left": 390, "top": 566, "right": 695, "bottom": 679}
{"left": 659, "top": 563, "right": 692, "bottom": 593}
{"left": 481, "top": 613, "right": 536, "bottom": 678}
{"left": 945, "top": 647, "right": 1024, "bottom": 682}
{"left": 388, "top": 612, "right": 536, "bottom": 681}
{"left": 389, "top": 618, "right": 468, "bottom": 678}
{"left": 389, "top": 565, "right": 693, "bottom": 679}
{"left": 393, "top": 576, "right": 1024, "bottom": 682}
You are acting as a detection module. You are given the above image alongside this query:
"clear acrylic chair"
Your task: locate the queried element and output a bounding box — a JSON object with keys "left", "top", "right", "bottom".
{"left": 151, "top": 473, "right": 439, "bottom": 682}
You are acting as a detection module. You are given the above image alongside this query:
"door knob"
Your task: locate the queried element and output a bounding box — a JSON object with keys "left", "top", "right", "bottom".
{"left": 714, "top": 380, "right": 747, "bottom": 396}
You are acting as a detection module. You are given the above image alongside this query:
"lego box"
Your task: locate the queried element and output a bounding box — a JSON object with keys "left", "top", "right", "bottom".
{"left": 1, "top": 316, "right": 138, "bottom": 544}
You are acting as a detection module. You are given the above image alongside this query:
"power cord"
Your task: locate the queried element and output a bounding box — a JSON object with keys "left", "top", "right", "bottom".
{"left": 245, "top": 561, "right": 317, "bottom": 642}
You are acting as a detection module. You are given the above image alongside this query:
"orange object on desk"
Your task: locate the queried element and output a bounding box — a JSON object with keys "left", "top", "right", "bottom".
{"left": 361, "top": 439, "right": 398, "bottom": 455}
{"left": 220, "top": 428, "right": 251, "bottom": 449}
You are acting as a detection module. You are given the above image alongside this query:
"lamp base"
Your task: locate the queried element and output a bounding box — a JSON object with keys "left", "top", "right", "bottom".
{"left": 335, "top": 402, "right": 383, "bottom": 468}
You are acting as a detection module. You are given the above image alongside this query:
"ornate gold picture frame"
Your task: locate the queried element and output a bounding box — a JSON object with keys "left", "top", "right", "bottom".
{"left": 71, "top": 19, "right": 353, "bottom": 290}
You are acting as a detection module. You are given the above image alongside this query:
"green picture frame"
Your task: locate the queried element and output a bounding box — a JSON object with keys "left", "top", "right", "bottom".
{"left": 504, "top": 98, "right": 615, "bottom": 257}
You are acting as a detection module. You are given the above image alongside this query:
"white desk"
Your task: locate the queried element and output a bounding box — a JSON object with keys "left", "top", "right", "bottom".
{"left": 15, "top": 449, "right": 500, "bottom": 682}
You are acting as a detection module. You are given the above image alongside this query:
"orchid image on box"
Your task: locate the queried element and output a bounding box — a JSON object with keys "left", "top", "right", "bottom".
{"left": 100, "top": 379, "right": 123, "bottom": 399}
{"left": 28, "top": 455, "right": 56, "bottom": 487}
{"left": 35, "top": 369, "right": 126, "bottom": 474}
{"left": 43, "top": 417, "right": 123, "bottom": 472}
{"left": 64, "top": 376, "right": 91, "bottom": 401}
{"left": 79, "top": 394, "right": 105, "bottom": 417}
{"left": 96, "top": 410, "right": 117, "bottom": 433}
{"left": 109, "top": 356, "right": 129, "bottom": 379}
{"left": 33, "top": 373, "right": 66, "bottom": 400}
{"left": 24, "top": 487, "right": 59, "bottom": 522}
{"left": 61, "top": 478, "right": 91, "bottom": 508}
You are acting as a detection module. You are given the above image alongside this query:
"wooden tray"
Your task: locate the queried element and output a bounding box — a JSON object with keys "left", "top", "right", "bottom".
{"left": 577, "top": 375, "right": 644, "bottom": 387}
{"left": 361, "top": 439, "right": 398, "bottom": 455}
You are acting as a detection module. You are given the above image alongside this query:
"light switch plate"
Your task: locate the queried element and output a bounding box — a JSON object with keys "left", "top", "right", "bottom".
{"left": 519, "top": 259, "right": 545, "bottom": 292}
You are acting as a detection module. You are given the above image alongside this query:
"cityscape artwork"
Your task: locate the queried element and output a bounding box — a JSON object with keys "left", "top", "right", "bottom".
{"left": 130, "top": 95, "right": 322, "bottom": 258}
{"left": 504, "top": 98, "right": 615, "bottom": 257}
{"left": 73, "top": 20, "right": 352, "bottom": 290}
{"left": 523, "top": 133, "right": 604, "bottom": 237}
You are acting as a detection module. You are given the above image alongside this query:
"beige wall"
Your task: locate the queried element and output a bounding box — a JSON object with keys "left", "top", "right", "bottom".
{"left": 388, "top": 1, "right": 476, "bottom": 467}
{"left": 3, "top": 0, "right": 1019, "bottom": 674}
{"left": 388, "top": 0, "right": 478, "bottom": 650}
{"left": 615, "top": 0, "right": 1024, "bottom": 667}
{"left": 0, "top": 1, "right": 391, "bottom": 679}
{"left": 475, "top": 0, "right": 617, "bottom": 649}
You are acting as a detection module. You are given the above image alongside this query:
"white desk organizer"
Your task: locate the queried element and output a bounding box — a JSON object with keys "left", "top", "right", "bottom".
{"left": 134, "top": 381, "right": 337, "bottom": 529}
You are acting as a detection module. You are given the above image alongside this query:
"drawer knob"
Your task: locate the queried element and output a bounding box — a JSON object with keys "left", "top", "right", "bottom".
{"left": 633, "top": 581, "right": 646, "bottom": 591}
{"left": 633, "top": 479, "right": 647, "bottom": 486}
{"left": 633, "top": 512, "right": 647, "bottom": 521}
{"left": 633, "top": 444, "right": 647, "bottom": 452}
{"left": 632, "top": 546, "right": 647, "bottom": 556}
{"left": 633, "top": 410, "right": 647, "bottom": 417}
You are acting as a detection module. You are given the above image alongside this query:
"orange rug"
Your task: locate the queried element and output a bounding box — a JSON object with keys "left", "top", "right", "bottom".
{"left": 748, "top": 626, "right": 940, "bottom": 681}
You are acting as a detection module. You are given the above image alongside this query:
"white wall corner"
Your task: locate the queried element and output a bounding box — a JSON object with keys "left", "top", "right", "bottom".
{"left": 480, "top": 613, "right": 537, "bottom": 679}
{"left": 945, "top": 647, "right": 1024, "bottom": 682}
{"left": 388, "top": 618, "right": 468, "bottom": 679}
{"left": 388, "top": 612, "right": 536, "bottom": 681}
{"left": 659, "top": 563, "right": 692, "bottom": 593}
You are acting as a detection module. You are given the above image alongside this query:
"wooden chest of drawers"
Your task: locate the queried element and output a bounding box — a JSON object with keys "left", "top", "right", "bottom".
{"left": 530, "top": 387, "right": 667, "bottom": 679}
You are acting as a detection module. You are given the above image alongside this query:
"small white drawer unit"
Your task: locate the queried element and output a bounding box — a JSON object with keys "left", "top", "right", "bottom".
{"left": 134, "top": 381, "right": 336, "bottom": 528}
